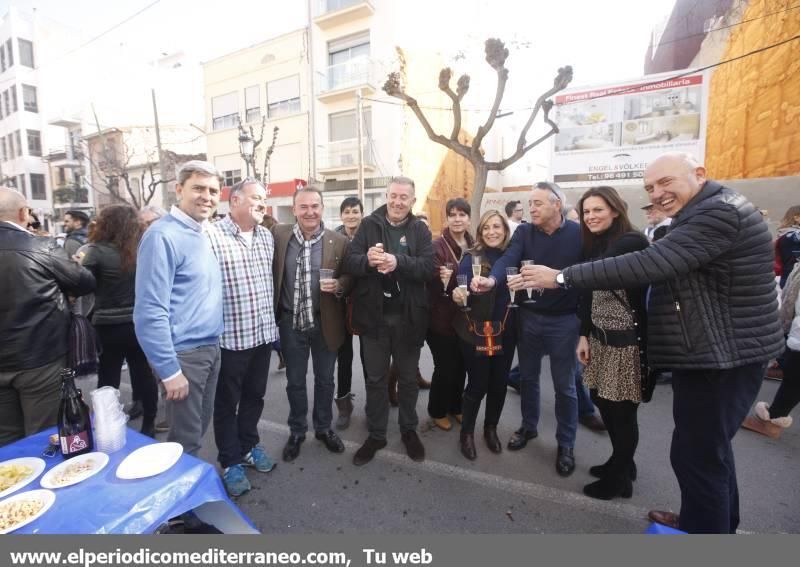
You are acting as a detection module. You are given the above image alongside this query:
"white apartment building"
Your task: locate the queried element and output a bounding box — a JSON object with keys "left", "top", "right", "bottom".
{"left": 0, "top": 7, "right": 89, "bottom": 230}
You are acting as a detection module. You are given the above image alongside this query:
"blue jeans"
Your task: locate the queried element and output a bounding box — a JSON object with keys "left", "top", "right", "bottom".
{"left": 508, "top": 363, "right": 595, "bottom": 418}
{"left": 517, "top": 311, "right": 580, "bottom": 448}
{"left": 279, "top": 313, "right": 337, "bottom": 436}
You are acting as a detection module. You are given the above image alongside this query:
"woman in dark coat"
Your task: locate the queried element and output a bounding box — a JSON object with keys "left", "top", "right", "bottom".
{"left": 81, "top": 205, "right": 158, "bottom": 436}
{"left": 575, "top": 186, "right": 649, "bottom": 500}
{"left": 427, "top": 198, "right": 474, "bottom": 431}
{"left": 452, "top": 210, "right": 516, "bottom": 459}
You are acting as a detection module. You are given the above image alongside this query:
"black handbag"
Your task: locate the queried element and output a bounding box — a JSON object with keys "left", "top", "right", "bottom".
{"left": 68, "top": 313, "right": 101, "bottom": 376}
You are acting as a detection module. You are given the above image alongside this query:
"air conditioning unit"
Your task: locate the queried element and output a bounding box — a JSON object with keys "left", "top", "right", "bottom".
{"left": 340, "top": 153, "right": 355, "bottom": 166}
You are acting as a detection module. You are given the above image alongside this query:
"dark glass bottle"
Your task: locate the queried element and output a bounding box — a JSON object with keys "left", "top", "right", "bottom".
{"left": 57, "top": 369, "right": 94, "bottom": 459}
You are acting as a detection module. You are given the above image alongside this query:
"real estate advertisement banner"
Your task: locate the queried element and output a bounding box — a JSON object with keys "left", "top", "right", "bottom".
{"left": 551, "top": 71, "right": 709, "bottom": 188}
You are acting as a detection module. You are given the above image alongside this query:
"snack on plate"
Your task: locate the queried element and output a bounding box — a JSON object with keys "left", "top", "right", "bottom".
{"left": 0, "top": 498, "right": 45, "bottom": 531}
{"left": 0, "top": 464, "right": 34, "bottom": 492}
{"left": 51, "top": 459, "right": 96, "bottom": 487}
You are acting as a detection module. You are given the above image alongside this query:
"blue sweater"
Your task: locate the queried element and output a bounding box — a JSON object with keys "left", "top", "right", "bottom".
{"left": 489, "top": 219, "right": 582, "bottom": 315}
{"left": 133, "top": 213, "right": 223, "bottom": 380}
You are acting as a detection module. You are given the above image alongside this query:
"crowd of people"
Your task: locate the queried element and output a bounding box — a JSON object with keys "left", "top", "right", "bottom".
{"left": 0, "top": 150, "right": 797, "bottom": 534}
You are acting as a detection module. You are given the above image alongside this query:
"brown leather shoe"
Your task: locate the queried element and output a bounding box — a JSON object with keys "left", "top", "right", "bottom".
{"left": 401, "top": 430, "right": 425, "bottom": 462}
{"left": 388, "top": 366, "right": 399, "bottom": 407}
{"left": 416, "top": 369, "right": 431, "bottom": 389}
{"left": 483, "top": 426, "right": 502, "bottom": 454}
{"left": 353, "top": 437, "right": 387, "bottom": 466}
{"left": 579, "top": 414, "right": 607, "bottom": 432}
{"left": 647, "top": 510, "right": 679, "bottom": 529}
{"left": 459, "top": 432, "right": 477, "bottom": 460}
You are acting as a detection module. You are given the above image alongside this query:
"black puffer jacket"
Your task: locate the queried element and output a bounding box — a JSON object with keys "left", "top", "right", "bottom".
{"left": 342, "top": 205, "right": 434, "bottom": 345}
{"left": 0, "top": 223, "right": 96, "bottom": 370}
{"left": 564, "top": 181, "right": 783, "bottom": 370}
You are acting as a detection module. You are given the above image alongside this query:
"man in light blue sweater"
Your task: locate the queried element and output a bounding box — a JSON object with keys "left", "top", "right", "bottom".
{"left": 134, "top": 161, "right": 224, "bottom": 456}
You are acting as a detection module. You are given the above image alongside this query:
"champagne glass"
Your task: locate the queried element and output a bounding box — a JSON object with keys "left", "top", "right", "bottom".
{"left": 440, "top": 262, "right": 454, "bottom": 297}
{"left": 506, "top": 267, "right": 519, "bottom": 309}
{"left": 472, "top": 255, "right": 482, "bottom": 278}
{"left": 520, "top": 260, "right": 535, "bottom": 304}
{"left": 456, "top": 274, "right": 471, "bottom": 312}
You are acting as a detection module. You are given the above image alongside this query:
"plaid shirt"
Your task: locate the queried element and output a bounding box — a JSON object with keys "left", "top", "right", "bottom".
{"left": 206, "top": 216, "right": 278, "bottom": 350}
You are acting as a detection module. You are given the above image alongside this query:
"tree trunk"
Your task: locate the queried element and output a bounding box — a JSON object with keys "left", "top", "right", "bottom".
{"left": 469, "top": 162, "right": 488, "bottom": 234}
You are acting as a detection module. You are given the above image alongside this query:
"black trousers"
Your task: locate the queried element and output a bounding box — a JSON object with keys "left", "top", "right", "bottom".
{"left": 770, "top": 347, "right": 800, "bottom": 418}
{"left": 96, "top": 322, "right": 158, "bottom": 423}
{"left": 336, "top": 331, "right": 365, "bottom": 398}
{"left": 426, "top": 330, "right": 466, "bottom": 419}
{"left": 459, "top": 335, "right": 515, "bottom": 431}
{"left": 670, "top": 362, "right": 764, "bottom": 534}
{"left": 591, "top": 391, "right": 639, "bottom": 480}
{"left": 213, "top": 344, "right": 271, "bottom": 469}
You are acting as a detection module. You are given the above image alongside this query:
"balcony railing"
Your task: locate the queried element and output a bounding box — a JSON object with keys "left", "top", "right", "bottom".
{"left": 312, "top": 0, "right": 374, "bottom": 28}
{"left": 317, "top": 139, "right": 375, "bottom": 171}
{"left": 319, "top": 57, "right": 377, "bottom": 95}
{"left": 313, "top": 0, "right": 369, "bottom": 17}
{"left": 44, "top": 146, "right": 84, "bottom": 163}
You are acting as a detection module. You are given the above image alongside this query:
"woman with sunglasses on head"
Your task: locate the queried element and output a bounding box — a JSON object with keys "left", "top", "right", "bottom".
{"left": 80, "top": 204, "right": 159, "bottom": 437}
{"left": 451, "top": 210, "right": 516, "bottom": 460}
{"left": 575, "top": 186, "right": 649, "bottom": 499}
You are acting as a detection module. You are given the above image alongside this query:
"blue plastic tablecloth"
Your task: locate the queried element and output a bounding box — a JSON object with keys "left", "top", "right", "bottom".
{"left": 645, "top": 522, "right": 686, "bottom": 535}
{"left": 0, "top": 427, "right": 256, "bottom": 534}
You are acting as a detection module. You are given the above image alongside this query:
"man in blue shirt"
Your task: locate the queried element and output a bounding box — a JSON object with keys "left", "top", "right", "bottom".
{"left": 473, "top": 182, "right": 582, "bottom": 476}
{"left": 134, "top": 161, "right": 224, "bottom": 456}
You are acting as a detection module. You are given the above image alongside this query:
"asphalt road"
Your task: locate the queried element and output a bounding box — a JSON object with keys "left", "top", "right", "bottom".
{"left": 113, "top": 340, "right": 799, "bottom": 534}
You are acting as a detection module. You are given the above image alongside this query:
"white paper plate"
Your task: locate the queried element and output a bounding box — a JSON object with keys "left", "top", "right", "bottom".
{"left": 116, "top": 442, "right": 183, "bottom": 480}
{"left": 0, "top": 457, "right": 46, "bottom": 500}
{"left": 0, "top": 489, "right": 56, "bottom": 534}
{"left": 40, "top": 452, "right": 109, "bottom": 489}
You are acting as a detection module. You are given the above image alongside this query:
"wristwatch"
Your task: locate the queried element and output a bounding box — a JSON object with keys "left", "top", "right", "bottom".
{"left": 555, "top": 271, "right": 568, "bottom": 289}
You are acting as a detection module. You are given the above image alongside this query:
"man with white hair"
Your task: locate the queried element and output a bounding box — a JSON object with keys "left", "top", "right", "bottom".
{"left": 521, "top": 152, "right": 783, "bottom": 533}
{"left": 472, "top": 181, "right": 584, "bottom": 477}
{"left": 0, "top": 187, "right": 95, "bottom": 446}
{"left": 206, "top": 178, "right": 278, "bottom": 496}
{"left": 134, "top": 161, "right": 224, "bottom": 457}
{"left": 343, "top": 176, "right": 434, "bottom": 466}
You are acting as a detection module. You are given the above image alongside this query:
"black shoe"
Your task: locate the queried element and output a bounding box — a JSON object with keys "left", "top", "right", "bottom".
{"left": 556, "top": 446, "right": 575, "bottom": 477}
{"left": 507, "top": 427, "right": 537, "bottom": 451}
{"left": 126, "top": 400, "right": 144, "bottom": 420}
{"left": 353, "top": 437, "right": 387, "bottom": 466}
{"left": 315, "top": 430, "right": 345, "bottom": 453}
{"left": 401, "top": 430, "right": 425, "bottom": 462}
{"left": 459, "top": 431, "right": 477, "bottom": 460}
{"left": 483, "top": 426, "right": 502, "bottom": 454}
{"left": 282, "top": 434, "right": 305, "bottom": 462}
{"left": 140, "top": 421, "right": 156, "bottom": 438}
{"left": 589, "top": 459, "right": 637, "bottom": 481}
{"left": 583, "top": 477, "right": 633, "bottom": 500}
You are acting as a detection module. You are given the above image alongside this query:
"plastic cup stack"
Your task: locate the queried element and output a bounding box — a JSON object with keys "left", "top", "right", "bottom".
{"left": 90, "top": 386, "right": 128, "bottom": 454}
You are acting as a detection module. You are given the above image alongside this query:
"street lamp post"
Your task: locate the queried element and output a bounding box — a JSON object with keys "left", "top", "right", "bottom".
{"left": 238, "top": 131, "right": 254, "bottom": 178}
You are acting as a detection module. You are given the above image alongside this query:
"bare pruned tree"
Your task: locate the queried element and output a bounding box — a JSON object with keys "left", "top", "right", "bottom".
{"left": 83, "top": 137, "right": 173, "bottom": 209}
{"left": 383, "top": 38, "right": 573, "bottom": 230}
{"left": 237, "top": 117, "right": 279, "bottom": 182}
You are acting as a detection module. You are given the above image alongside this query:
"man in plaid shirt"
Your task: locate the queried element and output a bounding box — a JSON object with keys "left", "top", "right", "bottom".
{"left": 206, "top": 178, "right": 278, "bottom": 497}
